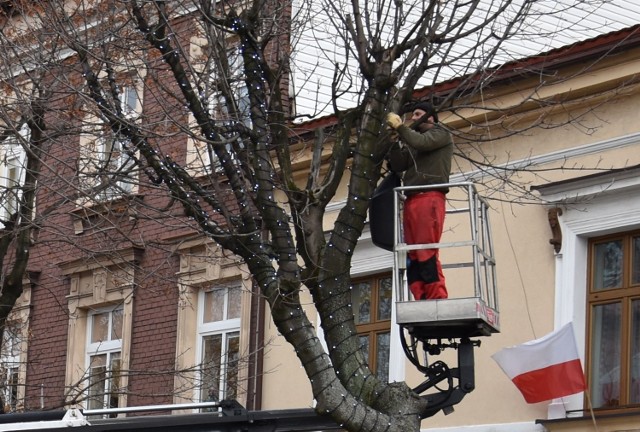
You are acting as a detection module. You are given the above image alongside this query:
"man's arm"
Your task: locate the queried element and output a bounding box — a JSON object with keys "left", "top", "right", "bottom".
{"left": 396, "top": 125, "right": 451, "bottom": 152}
{"left": 384, "top": 113, "right": 410, "bottom": 172}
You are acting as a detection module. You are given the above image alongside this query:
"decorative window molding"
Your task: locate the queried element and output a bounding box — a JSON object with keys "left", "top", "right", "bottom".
{"left": 172, "top": 237, "right": 252, "bottom": 409}
{"left": 534, "top": 166, "right": 640, "bottom": 418}
{"left": 69, "top": 194, "right": 144, "bottom": 236}
{"left": 60, "top": 247, "right": 143, "bottom": 410}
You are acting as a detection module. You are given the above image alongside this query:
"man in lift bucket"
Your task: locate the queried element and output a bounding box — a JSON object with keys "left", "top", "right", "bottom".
{"left": 385, "top": 101, "right": 453, "bottom": 300}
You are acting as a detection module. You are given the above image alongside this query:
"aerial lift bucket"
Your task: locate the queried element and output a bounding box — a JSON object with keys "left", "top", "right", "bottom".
{"left": 392, "top": 182, "right": 499, "bottom": 338}
{"left": 383, "top": 181, "right": 499, "bottom": 417}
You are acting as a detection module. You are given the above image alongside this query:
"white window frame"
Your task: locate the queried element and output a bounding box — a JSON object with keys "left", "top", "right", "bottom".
{"left": 1, "top": 323, "right": 22, "bottom": 412}
{"left": 537, "top": 166, "right": 640, "bottom": 418}
{"left": 85, "top": 306, "right": 124, "bottom": 413}
{"left": 189, "top": 46, "right": 248, "bottom": 177}
{"left": 196, "top": 282, "right": 242, "bottom": 404}
{"left": 79, "top": 84, "right": 141, "bottom": 203}
{"left": 118, "top": 86, "right": 139, "bottom": 119}
{"left": 94, "top": 133, "right": 137, "bottom": 199}
{"left": 208, "top": 46, "right": 249, "bottom": 126}
{"left": 1, "top": 123, "right": 28, "bottom": 222}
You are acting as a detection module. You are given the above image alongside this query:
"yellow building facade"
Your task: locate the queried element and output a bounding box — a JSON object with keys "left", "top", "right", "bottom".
{"left": 258, "top": 25, "right": 640, "bottom": 432}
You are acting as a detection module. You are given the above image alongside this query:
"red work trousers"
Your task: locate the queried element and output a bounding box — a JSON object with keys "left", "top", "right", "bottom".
{"left": 403, "top": 191, "right": 448, "bottom": 300}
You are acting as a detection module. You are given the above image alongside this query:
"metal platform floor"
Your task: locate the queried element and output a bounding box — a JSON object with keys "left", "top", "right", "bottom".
{"left": 396, "top": 297, "right": 500, "bottom": 339}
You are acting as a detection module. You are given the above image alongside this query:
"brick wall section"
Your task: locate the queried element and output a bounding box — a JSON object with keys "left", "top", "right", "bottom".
{"left": 10, "top": 3, "right": 290, "bottom": 411}
{"left": 125, "top": 250, "right": 180, "bottom": 407}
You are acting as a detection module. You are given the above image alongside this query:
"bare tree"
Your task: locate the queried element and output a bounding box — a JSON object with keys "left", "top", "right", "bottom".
{"left": 0, "top": 0, "right": 627, "bottom": 429}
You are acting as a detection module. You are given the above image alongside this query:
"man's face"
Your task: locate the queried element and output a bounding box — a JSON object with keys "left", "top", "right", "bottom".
{"left": 410, "top": 108, "right": 434, "bottom": 131}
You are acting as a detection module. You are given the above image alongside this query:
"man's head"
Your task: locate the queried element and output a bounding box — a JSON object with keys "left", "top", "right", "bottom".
{"left": 402, "top": 101, "right": 439, "bottom": 131}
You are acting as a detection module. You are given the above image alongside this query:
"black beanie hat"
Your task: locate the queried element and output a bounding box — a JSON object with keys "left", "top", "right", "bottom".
{"left": 401, "top": 101, "right": 439, "bottom": 123}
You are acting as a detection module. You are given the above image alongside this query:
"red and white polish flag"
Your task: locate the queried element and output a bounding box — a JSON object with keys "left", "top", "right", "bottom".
{"left": 492, "top": 323, "right": 586, "bottom": 404}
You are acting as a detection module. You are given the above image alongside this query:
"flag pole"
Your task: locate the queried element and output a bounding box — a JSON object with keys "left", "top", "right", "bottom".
{"left": 583, "top": 388, "right": 600, "bottom": 432}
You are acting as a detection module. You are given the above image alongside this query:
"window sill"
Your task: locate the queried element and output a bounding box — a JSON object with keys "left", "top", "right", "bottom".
{"left": 70, "top": 194, "right": 144, "bottom": 234}
{"left": 537, "top": 407, "right": 640, "bottom": 431}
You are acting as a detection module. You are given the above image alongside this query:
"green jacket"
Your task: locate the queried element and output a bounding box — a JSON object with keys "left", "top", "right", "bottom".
{"left": 387, "top": 124, "right": 453, "bottom": 192}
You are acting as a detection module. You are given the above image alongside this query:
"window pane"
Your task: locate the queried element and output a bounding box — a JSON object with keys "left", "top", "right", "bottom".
{"left": 227, "top": 286, "right": 241, "bottom": 320}
{"left": 2, "top": 366, "right": 19, "bottom": 412}
{"left": 352, "top": 282, "right": 371, "bottom": 324}
{"left": 377, "top": 278, "right": 392, "bottom": 321}
{"left": 110, "top": 354, "right": 121, "bottom": 389}
{"left": 111, "top": 309, "right": 123, "bottom": 340}
{"left": 631, "top": 300, "right": 640, "bottom": 404}
{"left": 204, "top": 289, "right": 225, "bottom": 323}
{"left": 91, "top": 312, "right": 110, "bottom": 343}
{"left": 633, "top": 236, "right": 640, "bottom": 285}
{"left": 590, "top": 302, "right": 621, "bottom": 408}
{"left": 9, "top": 331, "right": 21, "bottom": 358}
{"left": 88, "top": 354, "right": 107, "bottom": 410}
{"left": 225, "top": 332, "right": 240, "bottom": 400}
{"left": 121, "top": 87, "right": 137, "bottom": 113}
{"left": 376, "top": 332, "right": 390, "bottom": 383}
{"left": 235, "top": 86, "right": 251, "bottom": 126}
{"left": 593, "top": 240, "right": 623, "bottom": 290}
{"left": 3, "top": 324, "right": 21, "bottom": 358}
{"left": 358, "top": 335, "right": 370, "bottom": 364}
{"left": 8, "top": 368, "right": 18, "bottom": 411}
{"left": 201, "top": 334, "right": 222, "bottom": 402}
{"left": 109, "top": 354, "right": 121, "bottom": 411}
{"left": 7, "top": 166, "right": 19, "bottom": 215}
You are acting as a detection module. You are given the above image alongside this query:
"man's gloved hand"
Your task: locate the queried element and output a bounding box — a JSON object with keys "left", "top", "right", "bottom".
{"left": 386, "top": 113, "right": 403, "bottom": 130}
